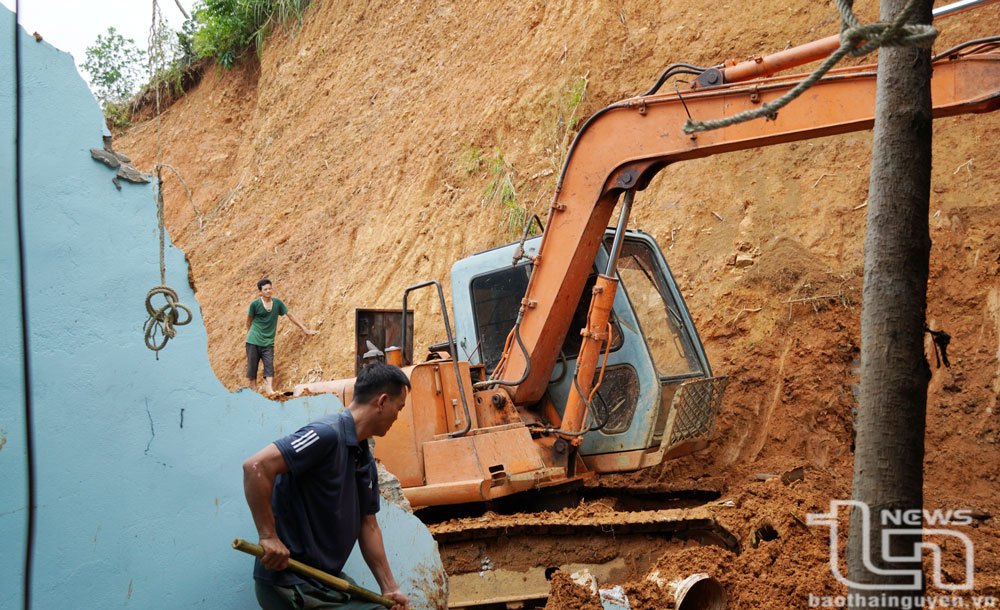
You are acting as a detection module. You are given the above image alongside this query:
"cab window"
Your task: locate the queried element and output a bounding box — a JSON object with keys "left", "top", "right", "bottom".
{"left": 470, "top": 265, "right": 622, "bottom": 373}
{"left": 609, "top": 238, "right": 702, "bottom": 378}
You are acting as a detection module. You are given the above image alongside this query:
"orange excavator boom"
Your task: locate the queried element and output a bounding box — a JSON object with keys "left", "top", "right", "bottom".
{"left": 501, "top": 41, "right": 1000, "bottom": 411}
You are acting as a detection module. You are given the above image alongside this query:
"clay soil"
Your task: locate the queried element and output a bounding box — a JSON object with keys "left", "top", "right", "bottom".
{"left": 119, "top": 0, "right": 1000, "bottom": 607}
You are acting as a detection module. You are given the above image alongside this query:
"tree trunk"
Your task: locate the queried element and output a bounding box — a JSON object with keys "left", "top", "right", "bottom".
{"left": 847, "top": 0, "right": 934, "bottom": 608}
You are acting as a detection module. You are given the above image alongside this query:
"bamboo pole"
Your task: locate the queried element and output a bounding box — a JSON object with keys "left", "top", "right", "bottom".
{"left": 232, "top": 538, "right": 395, "bottom": 609}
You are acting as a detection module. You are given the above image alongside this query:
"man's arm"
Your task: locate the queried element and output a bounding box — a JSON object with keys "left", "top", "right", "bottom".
{"left": 242, "top": 443, "right": 291, "bottom": 570}
{"left": 286, "top": 311, "right": 318, "bottom": 336}
{"left": 358, "top": 513, "right": 409, "bottom": 610}
{"left": 246, "top": 314, "right": 253, "bottom": 331}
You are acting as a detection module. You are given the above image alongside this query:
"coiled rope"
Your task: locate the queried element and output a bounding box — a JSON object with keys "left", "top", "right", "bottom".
{"left": 143, "top": 285, "right": 192, "bottom": 352}
{"left": 143, "top": 0, "right": 191, "bottom": 357}
{"left": 683, "top": 0, "right": 938, "bottom": 134}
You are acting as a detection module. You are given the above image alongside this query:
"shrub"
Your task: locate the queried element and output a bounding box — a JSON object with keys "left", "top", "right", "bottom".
{"left": 482, "top": 147, "right": 527, "bottom": 239}
{"left": 461, "top": 144, "right": 483, "bottom": 176}
{"left": 83, "top": 26, "right": 147, "bottom": 121}
{"left": 191, "top": 0, "right": 311, "bottom": 68}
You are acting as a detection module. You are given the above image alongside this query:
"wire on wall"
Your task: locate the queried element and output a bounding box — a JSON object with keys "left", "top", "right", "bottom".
{"left": 13, "top": 2, "right": 38, "bottom": 609}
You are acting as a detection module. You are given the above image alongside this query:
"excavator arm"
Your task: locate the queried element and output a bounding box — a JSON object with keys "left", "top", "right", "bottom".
{"left": 297, "top": 16, "right": 1000, "bottom": 518}
{"left": 501, "top": 40, "right": 1000, "bottom": 409}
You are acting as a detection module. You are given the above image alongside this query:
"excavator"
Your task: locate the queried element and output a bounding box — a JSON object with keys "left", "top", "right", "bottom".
{"left": 296, "top": 1, "right": 1000, "bottom": 606}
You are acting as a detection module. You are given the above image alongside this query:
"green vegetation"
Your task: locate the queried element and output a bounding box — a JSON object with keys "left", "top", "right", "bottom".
{"left": 191, "top": 0, "right": 312, "bottom": 69}
{"left": 564, "top": 74, "right": 588, "bottom": 131}
{"left": 461, "top": 144, "right": 483, "bottom": 176}
{"left": 84, "top": 22, "right": 198, "bottom": 128}
{"left": 84, "top": 1, "right": 312, "bottom": 126}
{"left": 144, "top": 20, "right": 199, "bottom": 99}
{"left": 82, "top": 27, "right": 147, "bottom": 128}
{"left": 553, "top": 73, "right": 589, "bottom": 169}
{"left": 482, "top": 147, "right": 526, "bottom": 239}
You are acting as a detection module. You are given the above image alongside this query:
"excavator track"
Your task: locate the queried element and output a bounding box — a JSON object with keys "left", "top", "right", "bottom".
{"left": 424, "top": 495, "right": 738, "bottom": 609}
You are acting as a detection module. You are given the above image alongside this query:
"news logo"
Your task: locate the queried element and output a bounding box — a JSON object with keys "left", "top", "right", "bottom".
{"left": 807, "top": 500, "right": 974, "bottom": 591}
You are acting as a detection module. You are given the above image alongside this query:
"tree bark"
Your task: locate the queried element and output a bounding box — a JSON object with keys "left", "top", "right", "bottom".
{"left": 847, "top": 1, "right": 934, "bottom": 608}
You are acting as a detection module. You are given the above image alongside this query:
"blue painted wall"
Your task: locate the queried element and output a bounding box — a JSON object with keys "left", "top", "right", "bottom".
{"left": 0, "top": 9, "right": 444, "bottom": 609}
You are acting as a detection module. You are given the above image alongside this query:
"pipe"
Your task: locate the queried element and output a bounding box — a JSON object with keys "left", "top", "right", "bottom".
{"left": 646, "top": 571, "right": 727, "bottom": 610}
{"left": 932, "top": 0, "right": 998, "bottom": 19}
{"left": 720, "top": 0, "right": 998, "bottom": 84}
{"left": 604, "top": 190, "right": 635, "bottom": 276}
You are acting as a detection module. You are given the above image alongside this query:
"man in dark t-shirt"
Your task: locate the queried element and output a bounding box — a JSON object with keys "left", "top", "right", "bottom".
{"left": 243, "top": 363, "right": 412, "bottom": 610}
{"left": 245, "top": 278, "right": 318, "bottom": 395}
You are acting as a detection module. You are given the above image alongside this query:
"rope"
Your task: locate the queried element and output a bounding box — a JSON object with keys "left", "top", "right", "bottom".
{"left": 142, "top": 0, "right": 191, "bottom": 357}
{"left": 683, "top": 0, "right": 938, "bottom": 134}
{"left": 143, "top": 285, "right": 193, "bottom": 352}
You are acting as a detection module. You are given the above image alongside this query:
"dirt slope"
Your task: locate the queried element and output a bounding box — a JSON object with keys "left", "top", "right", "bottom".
{"left": 119, "top": 0, "right": 1000, "bottom": 606}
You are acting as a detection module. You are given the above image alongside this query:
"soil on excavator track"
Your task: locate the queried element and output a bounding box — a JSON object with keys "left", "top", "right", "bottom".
{"left": 414, "top": 484, "right": 720, "bottom": 524}
{"left": 120, "top": 0, "right": 1000, "bottom": 607}
{"left": 417, "top": 485, "right": 739, "bottom": 607}
{"left": 432, "top": 497, "right": 738, "bottom": 609}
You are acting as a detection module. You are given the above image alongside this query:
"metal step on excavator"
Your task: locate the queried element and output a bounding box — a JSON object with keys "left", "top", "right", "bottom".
{"left": 295, "top": 1, "right": 1000, "bottom": 606}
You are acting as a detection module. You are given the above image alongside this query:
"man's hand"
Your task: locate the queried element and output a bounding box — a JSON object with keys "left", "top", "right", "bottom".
{"left": 286, "top": 312, "right": 317, "bottom": 336}
{"left": 258, "top": 535, "right": 290, "bottom": 571}
{"left": 382, "top": 589, "right": 409, "bottom": 610}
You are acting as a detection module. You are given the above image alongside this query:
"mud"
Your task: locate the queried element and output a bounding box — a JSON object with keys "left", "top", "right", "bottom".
{"left": 118, "top": 0, "right": 1000, "bottom": 607}
{"left": 543, "top": 572, "right": 603, "bottom": 610}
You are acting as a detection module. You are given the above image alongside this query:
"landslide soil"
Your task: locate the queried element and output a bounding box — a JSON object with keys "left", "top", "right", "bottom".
{"left": 119, "top": 0, "right": 1000, "bottom": 607}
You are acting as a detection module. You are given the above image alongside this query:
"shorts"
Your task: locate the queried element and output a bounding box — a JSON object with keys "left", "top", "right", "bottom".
{"left": 246, "top": 343, "right": 275, "bottom": 379}
{"left": 254, "top": 579, "right": 384, "bottom": 610}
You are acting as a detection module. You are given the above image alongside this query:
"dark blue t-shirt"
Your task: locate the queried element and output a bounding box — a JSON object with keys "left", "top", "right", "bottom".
{"left": 253, "top": 411, "right": 380, "bottom": 586}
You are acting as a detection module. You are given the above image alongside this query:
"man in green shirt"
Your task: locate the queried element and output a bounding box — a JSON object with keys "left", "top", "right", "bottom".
{"left": 246, "top": 278, "right": 318, "bottom": 394}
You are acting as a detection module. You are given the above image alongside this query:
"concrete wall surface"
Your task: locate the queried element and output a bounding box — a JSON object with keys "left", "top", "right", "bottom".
{"left": 0, "top": 8, "right": 445, "bottom": 609}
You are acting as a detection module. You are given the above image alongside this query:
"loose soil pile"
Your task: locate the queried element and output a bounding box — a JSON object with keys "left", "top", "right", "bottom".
{"left": 119, "top": 0, "right": 1000, "bottom": 607}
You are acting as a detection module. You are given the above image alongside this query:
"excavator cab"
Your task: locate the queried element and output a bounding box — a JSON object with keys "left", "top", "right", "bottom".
{"left": 450, "top": 228, "right": 727, "bottom": 473}
{"left": 305, "top": 223, "right": 729, "bottom": 510}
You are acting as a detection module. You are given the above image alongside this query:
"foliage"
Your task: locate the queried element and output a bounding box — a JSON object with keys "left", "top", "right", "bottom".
{"left": 191, "top": 0, "right": 312, "bottom": 69}
{"left": 83, "top": 27, "right": 147, "bottom": 118}
{"left": 146, "top": 22, "right": 196, "bottom": 98}
{"left": 177, "top": 18, "right": 199, "bottom": 66}
{"left": 482, "top": 147, "right": 517, "bottom": 208}
{"left": 101, "top": 101, "right": 135, "bottom": 129}
{"left": 83, "top": 20, "right": 202, "bottom": 128}
{"left": 564, "top": 74, "right": 589, "bottom": 131}
{"left": 553, "top": 73, "right": 589, "bottom": 168}
{"left": 461, "top": 144, "right": 483, "bottom": 176}
{"left": 482, "top": 147, "right": 526, "bottom": 239}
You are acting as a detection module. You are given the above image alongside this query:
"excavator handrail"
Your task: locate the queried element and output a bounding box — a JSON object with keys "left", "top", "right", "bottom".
{"left": 401, "top": 280, "right": 473, "bottom": 437}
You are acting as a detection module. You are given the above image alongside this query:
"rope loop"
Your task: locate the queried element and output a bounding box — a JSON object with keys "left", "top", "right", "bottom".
{"left": 144, "top": 285, "right": 192, "bottom": 354}
{"left": 683, "top": 0, "right": 937, "bottom": 134}
{"left": 838, "top": 0, "right": 937, "bottom": 56}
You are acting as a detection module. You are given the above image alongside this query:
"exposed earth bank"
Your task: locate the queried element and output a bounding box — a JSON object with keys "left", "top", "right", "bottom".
{"left": 119, "top": 0, "right": 1000, "bottom": 607}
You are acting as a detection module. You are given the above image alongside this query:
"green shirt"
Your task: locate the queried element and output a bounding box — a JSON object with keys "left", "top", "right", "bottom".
{"left": 246, "top": 297, "right": 288, "bottom": 347}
